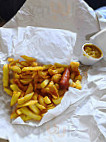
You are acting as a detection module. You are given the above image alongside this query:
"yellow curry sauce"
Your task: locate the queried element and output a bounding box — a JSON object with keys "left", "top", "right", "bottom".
{"left": 84, "top": 44, "right": 102, "bottom": 58}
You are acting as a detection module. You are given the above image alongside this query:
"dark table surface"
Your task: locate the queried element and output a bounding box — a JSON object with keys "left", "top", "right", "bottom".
{"left": 0, "top": 0, "right": 26, "bottom": 21}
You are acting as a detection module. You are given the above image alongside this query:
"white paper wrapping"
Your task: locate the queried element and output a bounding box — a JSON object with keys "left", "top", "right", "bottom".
{"left": 0, "top": 0, "right": 106, "bottom": 142}
{"left": 4, "top": 0, "right": 100, "bottom": 58}
{"left": 13, "top": 27, "right": 77, "bottom": 64}
{"left": 0, "top": 27, "right": 80, "bottom": 127}
{"left": 0, "top": 26, "right": 106, "bottom": 142}
{"left": 90, "top": 29, "right": 106, "bottom": 61}
{"left": 96, "top": 11, "right": 106, "bottom": 30}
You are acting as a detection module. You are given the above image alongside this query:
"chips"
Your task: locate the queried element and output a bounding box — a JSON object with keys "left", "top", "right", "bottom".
{"left": 7, "top": 58, "right": 14, "bottom": 62}
{"left": 18, "top": 92, "right": 34, "bottom": 105}
{"left": 17, "top": 100, "right": 38, "bottom": 108}
{"left": 22, "top": 67, "right": 44, "bottom": 72}
{"left": 18, "top": 107, "right": 42, "bottom": 121}
{"left": 44, "top": 96, "right": 51, "bottom": 104}
{"left": 40, "top": 79, "right": 49, "bottom": 88}
{"left": 52, "top": 96, "right": 63, "bottom": 105}
{"left": 21, "top": 55, "right": 36, "bottom": 62}
{"left": 4, "top": 88, "right": 13, "bottom": 96}
{"left": 9, "top": 66, "right": 21, "bottom": 73}
{"left": 25, "top": 83, "right": 33, "bottom": 94}
{"left": 3, "top": 64, "right": 9, "bottom": 87}
{"left": 3, "top": 55, "right": 82, "bottom": 122}
{"left": 11, "top": 92, "right": 21, "bottom": 106}
{"left": 10, "top": 84, "right": 22, "bottom": 92}
{"left": 29, "top": 104, "right": 40, "bottom": 114}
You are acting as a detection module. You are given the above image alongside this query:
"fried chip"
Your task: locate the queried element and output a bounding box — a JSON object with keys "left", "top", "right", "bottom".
{"left": 40, "top": 79, "right": 49, "bottom": 88}
{"left": 18, "top": 92, "right": 34, "bottom": 105}
{"left": 22, "top": 66, "right": 44, "bottom": 72}
{"left": 17, "top": 100, "right": 38, "bottom": 108}
{"left": 8, "top": 58, "right": 14, "bottom": 62}
{"left": 10, "top": 84, "right": 22, "bottom": 92}
{"left": 19, "top": 107, "right": 42, "bottom": 121}
{"left": 3, "top": 64, "right": 9, "bottom": 87}
{"left": 4, "top": 88, "right": 13, "bottom": 96}
{"left": 10, "top": 66, "right": 21, "bottom": 73}
{"left": 44, "top": 96, "right": 51, "bottom": 104}
{"left": 11, "top": 92, "right": 21, "bottom": 106}
{"left": 10, "top": 111, "right": 18, "bottom": 119}
{"left": 29, "top": 105, "right": 40, "bottom": 115}
{"left": 52, "top": 96, "right": 63, "bottom": 105}
{"left": 21, "top": 55, "right": 36, "bottom": 62}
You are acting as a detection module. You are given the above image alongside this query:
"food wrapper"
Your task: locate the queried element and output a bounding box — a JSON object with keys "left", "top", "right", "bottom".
{"left": 0, "top": 0, "right": 106, "bottom": 142}
{"left": 0, "top": 26, "right": 78, "bottom": 126}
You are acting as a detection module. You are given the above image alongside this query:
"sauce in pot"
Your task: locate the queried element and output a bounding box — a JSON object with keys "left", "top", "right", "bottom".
{"left": 84, "top": 44, "right": 102, "bottom": 58}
